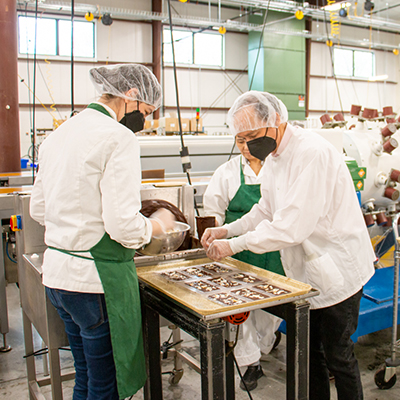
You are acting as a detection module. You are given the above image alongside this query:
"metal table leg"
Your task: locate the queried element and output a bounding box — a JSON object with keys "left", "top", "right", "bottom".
{"left": 142, "top": 302, "right": 162, "bottom": 400}
{"left": 0, "top": 235, "right": 10, "bottom": 351}
{"left": 267, "top": 299, "right": 310, "bottom": 400}
{"left": 199, "top": 319, "right": 226, "bottom": 400}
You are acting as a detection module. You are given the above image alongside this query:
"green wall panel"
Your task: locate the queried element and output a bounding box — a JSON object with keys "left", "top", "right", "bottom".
{"left": 248, "top": 10, "right": 306, "bottom": 121}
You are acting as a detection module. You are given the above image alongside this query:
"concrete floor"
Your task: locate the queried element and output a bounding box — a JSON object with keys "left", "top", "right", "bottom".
{"left": 1, "top": 283, "right": 400, "bottom": 400}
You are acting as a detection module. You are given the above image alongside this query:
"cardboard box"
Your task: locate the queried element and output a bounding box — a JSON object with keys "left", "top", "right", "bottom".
{"left": 181, "top": 118, "right": 190, "bottom": 132}
{"left": 144, "top": 119, "right": 159, "bottom": 130}
{"left": 159, "top": 117, "right": 179, "bottom": 132}
{"left": 190, "top": 118, "right": 203, "bottom": 132}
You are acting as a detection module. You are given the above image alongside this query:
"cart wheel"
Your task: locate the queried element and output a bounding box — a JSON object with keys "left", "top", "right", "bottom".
{"left": 374, "top": 365, "right": 397, "bottom": 390}
{"left": 168, "top": 369, "right": 183, "bottom": 385}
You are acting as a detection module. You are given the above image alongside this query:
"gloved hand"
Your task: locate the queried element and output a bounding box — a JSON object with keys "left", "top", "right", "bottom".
{"left": 149, "top": 208, "right": 176, "bottom": 237}
{"left": 206, "top": 240, "right": 234, "bottom": 261}
{"left": 201, "top": 227, "right": 228, "bottom": 250}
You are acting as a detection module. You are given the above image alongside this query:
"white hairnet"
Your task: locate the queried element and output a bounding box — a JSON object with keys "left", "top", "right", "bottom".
{"left": 89, "top": 64, "right": 162, "bottom": 110}
{"left": 227, "top": 91, "right": 289, "bottom": 136}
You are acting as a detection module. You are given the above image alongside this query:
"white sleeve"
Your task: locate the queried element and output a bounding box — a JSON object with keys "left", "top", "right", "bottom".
{"left": 30, "top": 156, "right": 45, "bottom": 226}
{"left": 100, "top": 133, "right": 152, "bottom": 249}
{"left": 203, "top": 164, "right": 231, "bottom": 227}
{"left": 230, "top": 150, "right": 336, "bottom": 254}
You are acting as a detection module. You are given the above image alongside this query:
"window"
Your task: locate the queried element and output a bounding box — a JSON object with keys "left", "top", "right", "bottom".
{"left": 163, "top": 28, "right": 223, "bottom": 67}
{"left": 333, "top": 47, "right": 375, "bottom": 79}
{"left": 18, "top": 15, "right": 95, "bottom": 58}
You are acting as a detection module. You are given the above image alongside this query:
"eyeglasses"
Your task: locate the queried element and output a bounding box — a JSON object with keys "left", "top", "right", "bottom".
{"left": 235, "top": 129, "right": 268, "bottom": 145}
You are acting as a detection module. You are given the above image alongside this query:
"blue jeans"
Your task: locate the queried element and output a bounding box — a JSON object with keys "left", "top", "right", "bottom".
{"left": 45, "top": 287, "right": 119, "bottom": 400}
{"left": 310, "top": 289, "right": 363, "bottom": 400}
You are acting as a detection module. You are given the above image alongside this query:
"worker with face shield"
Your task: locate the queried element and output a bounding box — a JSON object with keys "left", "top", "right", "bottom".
{"left": 202, "top": 96, "right": 287, "bottom": 390}
{"left": 202, "top": 91, "right": 375, "bottom": 400}
{"left": 30, "top": 64, "right": 174, "bottom": 400}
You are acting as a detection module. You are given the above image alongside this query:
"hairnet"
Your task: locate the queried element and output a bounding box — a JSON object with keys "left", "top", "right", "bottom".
{"left": 89, "top": 64, "right": 162, "bottom": 110}
{"left": 227, "top": 91, "right": 288, "bottom": 136}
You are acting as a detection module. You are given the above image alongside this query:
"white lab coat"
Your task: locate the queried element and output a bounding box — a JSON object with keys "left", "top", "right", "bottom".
{"left": 30, "top": 103, "right": 152, "bottom": 293}
{"left": 227, "top": 124, "right": 375, "bottom": 309}
{"left": 204, "top": 155, "right": 282, "bottom": 366}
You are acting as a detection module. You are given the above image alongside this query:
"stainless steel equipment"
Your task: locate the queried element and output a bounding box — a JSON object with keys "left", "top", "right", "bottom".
{"left": 14, "top": 193, "right": 74, "bottom": 400}
{"left": 138, "top": 221, "right": 190, "bottom": 255}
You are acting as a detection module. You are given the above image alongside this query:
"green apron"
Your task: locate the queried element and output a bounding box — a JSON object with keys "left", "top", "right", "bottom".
{"left": 225, "top": 157, "right": 285, "bottom": 275}
{"left": 49, "top": 102, "right": 146, "bottom": 399}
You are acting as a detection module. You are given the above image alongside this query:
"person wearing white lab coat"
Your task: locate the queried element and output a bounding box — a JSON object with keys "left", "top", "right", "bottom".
{"left": 30, "top": 64, "right": 175, "bottom": 400}
{"left": 202, "top": 91, "right": 375, "bottom": 400}
{"left": 204, "top": 152, "right": 284, "bottom": 391}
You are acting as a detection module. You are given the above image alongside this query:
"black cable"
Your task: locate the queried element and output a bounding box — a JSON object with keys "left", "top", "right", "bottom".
{"left": 71, "top": 0, "right": 75, "bottom": 112}
{"left": 232, "top": 353, "right": 254, "bottom": 400}
{"left": 249, "top": 0, "right": 271, "bottom": 91}
{"left": 23, "top": 2, "right": 33, "bottom": 135}
{"left": 167, "top": 0, "right": 199, "bottom": 217}
{"left": 32, "top": 0, "right": 39, "bottom": 184}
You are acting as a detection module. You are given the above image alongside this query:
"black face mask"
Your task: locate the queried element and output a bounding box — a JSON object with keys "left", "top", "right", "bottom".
{"left": 119, "top": 102, "right": 145, "bottom": 133}
{"left": 246, "top": 128, "right": 277, "bottom": 161}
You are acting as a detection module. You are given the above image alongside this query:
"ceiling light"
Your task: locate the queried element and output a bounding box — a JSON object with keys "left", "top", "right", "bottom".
{"left": 322, "top": 1, "right": 351, "bottom": 12}
{"left": 368, "top": 74, "right": 388, "bottom": 81}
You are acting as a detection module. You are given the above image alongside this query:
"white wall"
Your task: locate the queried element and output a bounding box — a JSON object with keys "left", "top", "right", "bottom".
{"left": 309, "top": 21, "right": 400, "bottom": 122}
{"left": 16, "top": 5, "right": 400, "bottom": 157}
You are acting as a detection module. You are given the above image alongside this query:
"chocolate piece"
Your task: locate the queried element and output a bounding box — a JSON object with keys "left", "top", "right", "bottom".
{"left": 209, "top": 276, "right": 241, "bottom": 288}
{"left": 202, "top": 263, "right": 231, "bottom": 274}
{"left": 254, "top": 283, "right": 291, "bottom": 295}
{"left": 230, "top": 273, "right": 260, "bottom": 284}
{"left": 208, "top": 293, "right": 246, "bottom": 305}
{"left": 186, "top": 280, "right": 219, "bottom": 292}
{"left": 184, "top": 267, "right": 213, "bottom": 277}
{"left": 161, "top": 271, "right": 189, "bottom": 281}
{"left": 232, "top": 288, "right": 269, "bottom": 300}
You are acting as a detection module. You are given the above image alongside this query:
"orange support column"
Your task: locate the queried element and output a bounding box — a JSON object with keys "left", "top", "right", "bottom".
{"left": 0, "top": 0, "right": 21, "bottom": 172}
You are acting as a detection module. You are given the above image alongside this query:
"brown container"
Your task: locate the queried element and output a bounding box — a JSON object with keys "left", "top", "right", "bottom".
{"left": 362, "top": 108, "right": 375, "bottom": 119}
{"left": 383, "top": 106, "right": 394, "bottom": 116}
{"left": 376, "top": 211, "right": 388, "bottom": 226}
{"left": 320, "top": 114, "right": 331, "bottom": 125}
{"left": 196, "top": 216, "right": 216, "bottom": 241}
{"left": 384, "top": 187, "right": 400, "bottom": 201}
{"left": 364, "top": 214, "right": 375, "bottom": 228}
{"left": 333, "top": 113, "right": 345, "bottom": 121}
{"left": 373, "top": 109, "right": 379, "bottom": 118}
{"left": 350, "top": 105, "right": 362, "bottom": 116}
{"left": 381, "top": 124, "right": 397, "bottom": 138}
{"left": 390, "top": 169, "right": 400, "bottom": 183}
{"left": 386, "top": 118, "right": 396, "bottom": 124}
{"left": 383, "top": 137, "right": 398, "bottom": 154}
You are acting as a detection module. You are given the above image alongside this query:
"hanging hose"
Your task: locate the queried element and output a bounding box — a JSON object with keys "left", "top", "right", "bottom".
{"left": 6, "top": 242, "right": 17, "bottom": 264}
{"left": 166, "top": 0, "right": 199, "bottom": 216}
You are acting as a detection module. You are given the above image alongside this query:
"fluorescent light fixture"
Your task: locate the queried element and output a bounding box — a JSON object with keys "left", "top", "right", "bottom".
{"left": 322, "top": 1, "right": 351, "bottom": 11}
{"left": 368, "top": 74, "right": 388, "bottom": 81}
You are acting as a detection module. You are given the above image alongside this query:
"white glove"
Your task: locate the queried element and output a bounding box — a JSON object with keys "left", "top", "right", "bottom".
{"left": 201, "top": 227, "right": 228, "bottom": 250}
{"left": 206, "top": 240, "right": 234, "bottom": 261}
{"left": 149, "top": 208, "right": 176, "bottom": 237}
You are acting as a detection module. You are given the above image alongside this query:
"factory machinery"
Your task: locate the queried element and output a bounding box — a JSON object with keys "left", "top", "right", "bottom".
{"left": 318, "top": 105, "right": 400, "bottom": 389}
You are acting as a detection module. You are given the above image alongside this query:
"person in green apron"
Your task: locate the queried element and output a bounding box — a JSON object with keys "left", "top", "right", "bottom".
{"left": 203, "top": 138, "right": 285, "bottom": 391}
{"left": 31, "top": 64, "right": 175, "bottom": 400}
